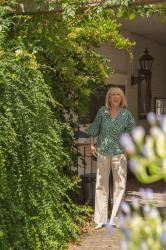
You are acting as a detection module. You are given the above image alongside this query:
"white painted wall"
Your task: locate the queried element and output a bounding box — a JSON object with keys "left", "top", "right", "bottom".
{"left": 16, "top": 0, "right": 48, "bottom": 12}
{"left": 97, "top": 31, "right": 166, "bottom": 127}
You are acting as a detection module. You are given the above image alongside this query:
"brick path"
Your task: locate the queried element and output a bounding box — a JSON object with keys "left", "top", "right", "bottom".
{"left": 68, "top": 177, "right": 166, "bottom": 250}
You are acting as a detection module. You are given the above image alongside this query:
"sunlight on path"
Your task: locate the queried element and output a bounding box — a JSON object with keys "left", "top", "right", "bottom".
{"left": 69, "top": 226, "right": 122, "bottom": 250}
{"left": 68, "top": 179, "right": 166, "bottom": 250}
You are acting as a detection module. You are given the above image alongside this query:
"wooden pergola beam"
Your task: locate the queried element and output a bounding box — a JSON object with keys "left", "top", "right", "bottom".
{"left": 132, "top": 0, "right": 166, "bottom": 5}
{"left": 15, "top": 0, "right": 166, "bottom": 16}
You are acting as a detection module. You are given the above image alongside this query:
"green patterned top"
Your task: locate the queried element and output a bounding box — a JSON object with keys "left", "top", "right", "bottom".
{"left": 88, "top": 106, "right": 136, "bottom": 155}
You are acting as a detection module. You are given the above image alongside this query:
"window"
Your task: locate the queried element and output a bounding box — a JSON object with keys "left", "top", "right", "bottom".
{"left": 154, "top": 98, "right": 166, "bottom": 115}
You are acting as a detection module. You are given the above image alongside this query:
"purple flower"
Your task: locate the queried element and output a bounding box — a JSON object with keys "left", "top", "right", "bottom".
{"left": 162, "top": 158, "right": 166, "bottom": 170}
{"left": 121, "top": 227, "right": 130, "bottom": 241}
{"left": 149, "top": 208, "right": 159, "bottom": 218}
{"left": 120, "top": 239, "right": 128, "bottom": 250}
{"left": 163, "top": 191, "right": 166, "bottom": 201}
{"left": 161, "top": 232, "right": 166, "bottom": 245}
{"left": 141, "top": 145, "right": 149, "bottom": 157}
{"left": 121, "top": 201, "right": 130, "bottom": 214}
{"left": 132, "top": 126, "right": 145, "bottom": 143}
{"left": 147, "top": 112, "right": 156, "bottom": 125}
{"left": 106, "top": 223, "right": 115, "bottom": 234}
{"left": 120, "top": 133, "right": 135, "bottom": 153}
{"left": 129, "top": 159, "right": 138, "bottom": 173}
{"left": 120, "top": 133, "right": 132, "bottom": 147}
{"left": 139, "top": 188, "right": 153, "bottom": 201}
{"left": 141, "top": 135, "right": 155, "bottom": 159}
{"left": 118, "top": 213, "right": 127, "bottom": 224}
{"left": 160, "top": 115, "right": 166, "bottom": 133}
{"left": 140, "top": 241, "right": 148, "bottom": 250}
{"left": 143, "top": 204, "right": 151, "bottom": 214}
{"left": 131, "top": 197, "right": 139, "bottom": 210}
{"left": 150, "top": 127, "right": 163, "bottom": 138}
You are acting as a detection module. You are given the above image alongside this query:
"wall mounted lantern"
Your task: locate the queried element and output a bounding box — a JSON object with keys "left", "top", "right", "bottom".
{"left": 131, "top": 48, "right": 154, "bottom": 119}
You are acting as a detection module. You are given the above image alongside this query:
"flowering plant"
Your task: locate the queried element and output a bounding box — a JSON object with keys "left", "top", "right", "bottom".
{"left": 119, "top": 190, "right": 166, "bottom": 250}
{"left": 119, "top": 113, "right": 166, "bottom": 250}
{"left": 121, "top": 113, "right": 166, "bottom": 183}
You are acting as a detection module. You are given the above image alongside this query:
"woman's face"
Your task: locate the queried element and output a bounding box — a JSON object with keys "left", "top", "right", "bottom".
{"left": 109, "top": 92, "right": 122, "bottom": 108}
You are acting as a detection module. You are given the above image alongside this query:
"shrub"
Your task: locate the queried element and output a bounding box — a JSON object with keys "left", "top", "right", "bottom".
{"left": 0, "top": 50, "right": 87, "bottom": 249}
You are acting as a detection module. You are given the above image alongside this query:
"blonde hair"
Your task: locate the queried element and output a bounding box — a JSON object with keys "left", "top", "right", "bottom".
{"left": 105, "top": 87, "right": 127, "bottom": 108}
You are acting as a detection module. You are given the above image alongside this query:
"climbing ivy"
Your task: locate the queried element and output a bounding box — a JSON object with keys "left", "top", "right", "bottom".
{"left": 0, "top": 2, "right": 89, "bottom": 249}
{"left": 1, "top": 0, "right": 166, "bottom": 249}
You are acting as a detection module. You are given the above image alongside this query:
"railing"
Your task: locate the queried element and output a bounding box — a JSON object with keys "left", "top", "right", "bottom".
{"left": 73, "top": 142, "right": 113, "bottom": 207}
{"left": 73, "top": 142, "right": 97, "bottom": 206}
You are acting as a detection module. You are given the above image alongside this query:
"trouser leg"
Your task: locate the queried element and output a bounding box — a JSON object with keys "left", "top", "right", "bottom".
{"left": 110, "top": 154, "right": 127, "bottom": 221}
{"left": 94, "top": 153, "right": 111, "bottom": 225}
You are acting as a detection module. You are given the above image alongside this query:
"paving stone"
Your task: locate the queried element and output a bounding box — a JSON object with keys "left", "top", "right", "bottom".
{"left": 68, "top": 178, "right": 165, "bottom": 250}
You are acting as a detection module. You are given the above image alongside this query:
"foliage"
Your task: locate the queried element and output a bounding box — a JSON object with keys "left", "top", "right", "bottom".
{"left": 0, "top": 48, "right": 92, "bottom": 250}
{"left": 13, "top": 0, "right": 134, "bottom": 121}
{"left": 0, "top": 0, "right": 133, "bottom": 248}
{"left": 0, "top": 2, "right": 92, "bottom": 249}
{"left": 111, "top": 1, "right": 166, "bottom": 21}
{"left": 2, "top": 0, "right": 166, "bottom": 249}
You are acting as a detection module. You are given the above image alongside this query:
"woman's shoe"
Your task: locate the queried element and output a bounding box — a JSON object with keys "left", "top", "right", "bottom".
{"left": 109, "top": 217, "right": 118, "bottom": 227}
{"left": 94, "top": 223, "right": 104, "bottom": 230}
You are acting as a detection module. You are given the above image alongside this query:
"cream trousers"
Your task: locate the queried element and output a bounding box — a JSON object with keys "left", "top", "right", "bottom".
{"left": 94, "top": 153, "right": 127, "bottom": 225}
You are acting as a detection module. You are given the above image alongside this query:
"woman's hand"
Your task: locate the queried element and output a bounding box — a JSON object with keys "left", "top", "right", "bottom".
{"left": 123, "top": 149, "right": 128, "bottom": 158}
{"left": 90, "top": 145, "right": 97, "bottom": 158}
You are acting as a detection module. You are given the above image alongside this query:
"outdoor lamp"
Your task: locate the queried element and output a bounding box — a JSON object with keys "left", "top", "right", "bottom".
{"left": 139, "top": 47, "right": 154, "bottom": 71}
{"left": 131, "top": 48, "right": 154, "bottom": 119}
{"left": 131, "top": 48, "right": 154, "bottom": 86}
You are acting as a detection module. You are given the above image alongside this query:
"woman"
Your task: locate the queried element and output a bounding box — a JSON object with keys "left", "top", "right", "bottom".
{"left": 88, "top": 87, "right": 135, "bottom": 229}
